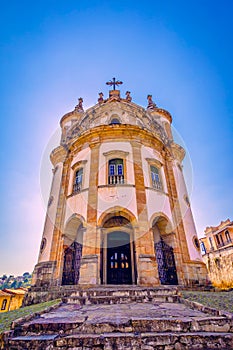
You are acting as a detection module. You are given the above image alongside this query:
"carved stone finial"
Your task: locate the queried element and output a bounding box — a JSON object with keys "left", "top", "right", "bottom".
{"left": 125, "top": 91, "right": 132, "bottom": 102}
{"left": 98, "top": 92, "right": 104, "bottom": 104}
{"left": 147, "top": 94, "right": 157, "bottom": 110}
{"left": 75, "top": 97, "right": 84, "bottom": 112}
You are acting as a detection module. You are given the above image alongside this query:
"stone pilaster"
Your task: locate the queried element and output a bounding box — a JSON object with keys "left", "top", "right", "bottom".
{"left": 163, "top": 151, "right": 190, "bottom": 284}
{"left": 49, "top": 153, "right": 73, "bottom": 285}
{"left": 131, "top": 141, "right": 159, "bottom": 285}
{"left": 79, "top": 143, "right": 100, "bottom": 284}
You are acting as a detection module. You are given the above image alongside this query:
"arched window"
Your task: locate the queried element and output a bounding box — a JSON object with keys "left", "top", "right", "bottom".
{"left": 110, "top": 118, "right": 121, "bottom": 125}
{"left": 150, "top": 165, "right": 162, "bottom": 191}
{"left": 73, "top": 168, "right": 83, "bottom": 193}
{"left": 225, "top": 230, "right": 231, "bottom": 243}
{"left": 108, "top": 159, "right": 124, "bottom": 184}
{"left": 1, "top": 299, "right": 7, "bottom": 310}
{"left": 200, "top": 242, "right": 206, "bottom": 254}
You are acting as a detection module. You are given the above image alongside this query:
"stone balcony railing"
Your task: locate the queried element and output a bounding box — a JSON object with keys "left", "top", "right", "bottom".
{"left": 152, "top": 180, "right": 162, "bottom": 191}
{"left": 73, "top": 183, "right": 82, "bottom": 193}
{"left": 108, "top": 175, "right": 124, "bottom": 185}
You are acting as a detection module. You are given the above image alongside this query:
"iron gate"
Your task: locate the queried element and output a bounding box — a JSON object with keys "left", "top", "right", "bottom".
{"left": 62, "top": 241, "right": 82, "bottom": 285}
{"left": 155, "top": 239, "right": 178, "bottom": 285}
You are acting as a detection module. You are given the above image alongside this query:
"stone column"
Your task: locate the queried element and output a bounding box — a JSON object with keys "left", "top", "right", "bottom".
{"left": 131, "top": 141, "right": 159, "bottom": 285}
{"left": 163, "top": 151, "right": 190, "bottom": 284}
{"left": 79, "top": 142, "right": 100, "bottom": 284}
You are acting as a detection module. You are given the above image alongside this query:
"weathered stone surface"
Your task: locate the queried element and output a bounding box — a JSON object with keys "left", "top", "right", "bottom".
{"left": 6, "top": 286, "right": 233, "bottom": 349}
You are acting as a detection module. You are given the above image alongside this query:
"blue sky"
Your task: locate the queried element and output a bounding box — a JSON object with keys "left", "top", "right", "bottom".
{"left": 0, "top": 1, "right": 232, "bottom": 275}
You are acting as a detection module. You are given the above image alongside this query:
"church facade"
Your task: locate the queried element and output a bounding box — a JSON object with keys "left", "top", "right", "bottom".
{"left": 32, "top": 82, "right": 207, "bottom": 288}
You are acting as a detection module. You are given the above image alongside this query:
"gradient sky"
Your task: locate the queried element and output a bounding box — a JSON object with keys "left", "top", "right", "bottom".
{"left": 0, "top": 1, "right": 232, "bottom": 275}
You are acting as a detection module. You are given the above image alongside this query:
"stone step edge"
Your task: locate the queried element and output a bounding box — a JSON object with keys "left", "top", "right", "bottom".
{"left": 10, "top": 331, "right": 233, "bottom": 342}
{"left": 62, "top": 294, "right": 178, "bottom": 303}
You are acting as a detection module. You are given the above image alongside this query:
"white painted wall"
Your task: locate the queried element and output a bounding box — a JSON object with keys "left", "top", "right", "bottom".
{"left": 64, "top": 191, "right": 89, "bottom": 225}
{"left": 97, "top": 186, "right": 138, "bottom": 221}
{"left": 173, "top": 163, "right": 202, "bottom": 261}
{"left": 39, "top": 162, "right": 63, "bottom": 263}
{"left": 146, "top": 190, "right": 173, "bottom": 228}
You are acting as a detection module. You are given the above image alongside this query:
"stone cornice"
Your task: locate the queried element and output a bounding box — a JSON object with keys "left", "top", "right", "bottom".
{"left": 50, "top": 146, "right": 68, "bottom": 166}
{"left": 68, "top": 124, "right": 166, "bottom": 154}
{"left": 60, "top": 100, "right": 172, "bottom": 147}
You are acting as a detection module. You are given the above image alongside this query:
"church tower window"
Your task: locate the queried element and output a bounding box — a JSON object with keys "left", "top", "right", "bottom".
{"left": 110, "top": 118, "right": 121, "bottom": 125}
{"left": 150, "top": 165, "right": 162, "bottom": 191}
{"left": 108, "top": 159, "right": 124, "bottom": 184}
{"left": 73, "top": 168, "right": 83, "bottom": 193}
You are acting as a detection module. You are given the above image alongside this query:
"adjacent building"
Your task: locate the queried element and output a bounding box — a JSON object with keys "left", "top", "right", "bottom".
{"left": 0, "top": 288, "right": 26, "bottom": 313}
{"left": 200, "top": 219, "right": 233, "bottom": 288}
{"left": 32, "top": 82, "right": 207, "bottom": 288}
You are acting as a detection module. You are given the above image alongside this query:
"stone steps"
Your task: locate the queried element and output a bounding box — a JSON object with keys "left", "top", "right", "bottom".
{"left": 63, "top": 293, "right": 179, "bottom": 305}
{"left": 13, "top": 315, "right": 231, "bottom": 336}
{"left": 9, "top": 331, "right": 233, "bottom": 350}
{"left": 5, "top": 286, "right": 233, "bottom": 350}
{"left": 23, "top": 284, "right": 179, "bottom": 306}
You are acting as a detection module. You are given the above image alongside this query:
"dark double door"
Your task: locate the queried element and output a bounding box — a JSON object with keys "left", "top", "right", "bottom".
{"left": 107, "top": 232, "right": 132, "bottom": 284}
{"left": 155, "top": 239, "right": 178, "bottom": 285}
{"left": 62, "top": 241, "right": 82, "bottom": 285}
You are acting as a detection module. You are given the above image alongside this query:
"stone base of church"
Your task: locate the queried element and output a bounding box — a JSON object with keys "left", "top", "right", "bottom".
{"left": 137, "top": 254, "right": 160, "bottom": 285}
{"left": 32, "top": 261, "right": 57, "bottom": 288}
{"left": 183, "top": 261, "right": 208, "bottom": 286}
{"left": 79, "top": 254, "right": 99, "bottom": 285}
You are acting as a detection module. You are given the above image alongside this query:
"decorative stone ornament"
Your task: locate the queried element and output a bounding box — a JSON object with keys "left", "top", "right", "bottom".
{"left": 125, "top": 91, "right": 132, "bottom": 102}
{"left": 98, "top": 92, "right": 104, "bottom": 104}
{"left": 75, "top": 97, "right": 84, "bottom": 112}
{"left": 147, "top": 94, "right": 157, "bottom": 110}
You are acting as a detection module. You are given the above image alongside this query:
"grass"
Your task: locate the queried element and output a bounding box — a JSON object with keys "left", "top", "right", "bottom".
{"left": 0, "top": 299, "right": 61, "bottom": 334}
{"left": 182, "top": 290, "right": 233, "bottom": 313}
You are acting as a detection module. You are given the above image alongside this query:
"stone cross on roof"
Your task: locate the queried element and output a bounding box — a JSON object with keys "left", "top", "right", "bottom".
{"left": 106, "top": 77, "right": 123, "bottom": 90}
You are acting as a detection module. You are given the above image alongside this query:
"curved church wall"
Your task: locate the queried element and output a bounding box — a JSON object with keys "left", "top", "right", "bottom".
{"left": 173, "top": 163, "right": 202, "bottom": 261}
{"left": 39, "top": 162, "right": 63, "bottom": 263}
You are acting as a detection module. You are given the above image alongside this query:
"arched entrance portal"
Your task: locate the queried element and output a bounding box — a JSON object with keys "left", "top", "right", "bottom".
{"left": 107, "top": 232, "right": 132, "bottom": 284}
{"left": 152, "top": 216, "right": 178, "bottom": 285}
{"left": 100, "top": 215, "right": 136, "bottom": 285}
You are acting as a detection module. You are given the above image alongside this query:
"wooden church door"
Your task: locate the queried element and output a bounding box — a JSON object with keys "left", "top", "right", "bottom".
{"left": 62, "top": 241, "right": 82, "bottom": 285}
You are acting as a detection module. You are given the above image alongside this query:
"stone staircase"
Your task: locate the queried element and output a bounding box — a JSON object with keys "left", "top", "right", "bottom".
{"left": 5, "top": 285, "right": 233, "bottom": 350}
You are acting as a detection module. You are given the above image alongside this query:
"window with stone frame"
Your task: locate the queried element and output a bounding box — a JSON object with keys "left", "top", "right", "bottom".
{"left": 73, "top": 168, "right": 83, "bottom": 193}
{"left": 108, "top": 159, "right": 124, "bottom": 185}
{"left": 200, "top": 241, "right": 206, "bottom": 254}
{"left": 1, "top": 299, "right": 7, "bottom": 310}
{"left": 209, "top": 237, "right": 214, "bottom": 250}
{"left": 225, "top": 230, "right": 232, "bottom": 243}
{"left": 150, "top": 165, "right": 162, "bottom": 191}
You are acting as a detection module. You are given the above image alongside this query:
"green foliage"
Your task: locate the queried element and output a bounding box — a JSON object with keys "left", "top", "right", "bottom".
{"left": 0, "top": 273, "right": 32, "bottom": 290}
{"left": 0, "top": 299, "right": 61, "bottom": 334}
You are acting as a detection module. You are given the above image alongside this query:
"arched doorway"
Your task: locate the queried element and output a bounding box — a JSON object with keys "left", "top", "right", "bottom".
{"left": 62, "top": 241, "right": 82, "bottom": 285}
{"left": 152, "top": 216, "right": 178, "bottom": 285}
{"left": 62, "top": 217, "right": 84, "bottom": 286}
{"left": 107, "top": 232, "right": 132, "bottom": 284}
{"left": 100, "top": 215, "right": 136, "bottom": 285}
